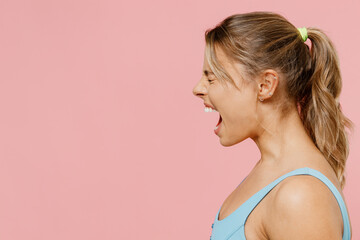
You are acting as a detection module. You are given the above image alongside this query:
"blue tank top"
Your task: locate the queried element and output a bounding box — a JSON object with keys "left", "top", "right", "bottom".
{"left": 209, "top": 167, "right": 351, "bottom": 240}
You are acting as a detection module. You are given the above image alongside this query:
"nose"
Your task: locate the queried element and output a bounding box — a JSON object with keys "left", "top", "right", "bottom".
{"left": 192, "top": 78, "right": 207, "bottom": 99}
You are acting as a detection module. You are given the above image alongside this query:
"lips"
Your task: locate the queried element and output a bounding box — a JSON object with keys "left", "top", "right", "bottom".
{"left": 204, "top": 102, "right": 217, "bottom": 110}
{"left": 203, "top": 102, "right": 222, "bottom": 133}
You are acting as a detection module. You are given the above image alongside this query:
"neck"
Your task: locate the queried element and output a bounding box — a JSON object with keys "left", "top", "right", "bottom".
{"left": 251, "top": 106, "right": 322, "bottom": 169}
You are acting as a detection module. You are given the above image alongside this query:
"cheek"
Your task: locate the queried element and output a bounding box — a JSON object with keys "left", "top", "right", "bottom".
{"left": 208, "top": 88, "right": 224, "bottom": 105}
{"left": 210, "top": 85, "right": 257, "bottom": 124}
{"left": 225, "top": 96, "right": 257, "bottom": 125}
{"left": 229, "top": 109, "right": 254, "bottom": 127}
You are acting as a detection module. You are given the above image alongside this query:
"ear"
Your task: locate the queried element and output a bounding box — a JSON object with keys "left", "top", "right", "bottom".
{"left": 257, "top": 70, "right": 279, "bottom": 101}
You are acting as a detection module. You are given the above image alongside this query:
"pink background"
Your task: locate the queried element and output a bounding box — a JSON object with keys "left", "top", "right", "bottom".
{"left": 0, "top": 0, "right": 359, "bottom": 239}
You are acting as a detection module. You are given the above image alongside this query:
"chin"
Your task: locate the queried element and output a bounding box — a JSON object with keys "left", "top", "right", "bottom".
{"left": 219, "top": 136, "right": 245, "bottom": 147}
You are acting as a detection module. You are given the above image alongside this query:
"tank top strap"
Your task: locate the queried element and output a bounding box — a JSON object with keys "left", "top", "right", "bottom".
{"left": 239, "top": 167, "right": 351, "bottom": 239}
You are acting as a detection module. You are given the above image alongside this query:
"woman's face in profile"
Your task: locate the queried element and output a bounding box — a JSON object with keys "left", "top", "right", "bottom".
{"left": 193, "top": 47, "right": 261, "bottom": 146}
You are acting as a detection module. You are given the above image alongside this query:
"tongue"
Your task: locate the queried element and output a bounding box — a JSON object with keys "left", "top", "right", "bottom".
{"left": 216, "top": 115, "right": 222, "bottom": 127}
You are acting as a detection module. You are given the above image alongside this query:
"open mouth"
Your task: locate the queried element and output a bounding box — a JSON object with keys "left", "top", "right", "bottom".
{"left": 214, "top": 113, "right": 222, "bottom": 134}
{"left": 216, "top": 114, "right": 222, "bottom": 127}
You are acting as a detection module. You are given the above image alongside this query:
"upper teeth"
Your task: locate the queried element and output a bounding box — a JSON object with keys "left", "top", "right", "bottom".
{"left": 204, "top": 107, "right": 217, "bottom": 112}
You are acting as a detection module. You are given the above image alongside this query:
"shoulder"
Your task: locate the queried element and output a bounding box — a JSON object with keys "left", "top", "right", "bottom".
{"left": 263, "top": 175, "right": 343, "bottom": 240}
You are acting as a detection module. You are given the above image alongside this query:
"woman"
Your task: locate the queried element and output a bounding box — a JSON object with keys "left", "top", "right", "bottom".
{"left": 192, "top": 12, "right": 353, "bottom": 239}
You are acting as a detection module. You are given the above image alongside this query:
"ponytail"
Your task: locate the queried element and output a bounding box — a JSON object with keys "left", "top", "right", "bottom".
{"left": 301, "top": 27, "right": 354, "bottom": 189}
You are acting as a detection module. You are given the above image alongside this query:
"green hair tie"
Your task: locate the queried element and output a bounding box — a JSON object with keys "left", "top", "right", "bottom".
{"left": 297, "top": 27, "right": 308, "bottom": 42}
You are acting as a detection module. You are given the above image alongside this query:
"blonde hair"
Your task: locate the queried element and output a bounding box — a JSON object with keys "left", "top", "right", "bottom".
{"left": 204, "top": 11, "right": 354, "bottom": 189}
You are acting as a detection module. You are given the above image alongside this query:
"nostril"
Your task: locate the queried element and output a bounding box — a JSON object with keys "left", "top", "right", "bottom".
{"left": 193, "top": 89, "right": 202, "bottom": 97}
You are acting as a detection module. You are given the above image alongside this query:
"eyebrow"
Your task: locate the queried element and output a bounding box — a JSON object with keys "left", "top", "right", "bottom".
{"left": 203, "top": 70, "right": 214, "bottom": 76}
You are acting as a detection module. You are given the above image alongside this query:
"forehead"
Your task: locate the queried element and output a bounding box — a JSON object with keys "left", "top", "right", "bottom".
{"left": 203, "top": 46, "right": 232, "bottom": 69}
{"left": 203, "top": 46, "right": 247, "bottom": 84}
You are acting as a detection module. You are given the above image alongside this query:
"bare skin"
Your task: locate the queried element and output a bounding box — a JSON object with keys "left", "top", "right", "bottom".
{"left": 192, "top": 46, "right": 352, "bottom": 239}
